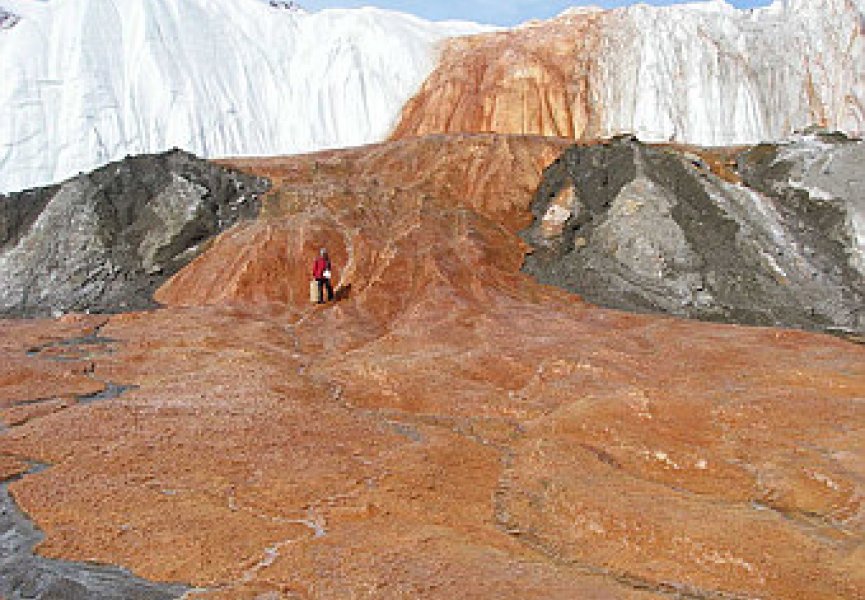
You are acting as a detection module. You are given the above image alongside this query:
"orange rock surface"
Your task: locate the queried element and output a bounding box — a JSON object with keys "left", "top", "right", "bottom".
{"left": 1, "top": 134, "right": 863, "bottom": 599}
{"left": 159, "top": 135, "right": 570, "bottom": 317}
{"left": 392, "top": 15, "right": 604, "bottom": 140}
{"left": 0, "top": 315, "right": 107, "bottom": 413}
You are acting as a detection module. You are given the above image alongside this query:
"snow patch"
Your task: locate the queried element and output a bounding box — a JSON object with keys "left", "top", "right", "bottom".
{"left": 776, "top": 135, "right": 838, "bottom": 170}
{"left": 809, "top": 471, "right": 842, "bottom": 491}
{"left": 847, "top": 210, "right": 865, "bottom": 275}
{"left": 557, "top": 6, "right": 605, "bottom": 18}
{"left": 642, "top": 449, "right": 682, "bottom": 470}
{"left": 542, "top": 203, "right": 572, "bottom": 226}
{"left": 760, "top": 250, "right": 788, "bottom": 278}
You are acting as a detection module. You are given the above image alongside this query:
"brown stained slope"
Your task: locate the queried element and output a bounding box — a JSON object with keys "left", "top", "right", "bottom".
{"left": 159, "top": 135, "right": 571, "bottom": 322}
{"left": 392, "top": 13, "right": 610, "bottom": 141}
{"left": 0, "top": 134, "right": 863, "bottom": 599}
{"left": 218, "top": 134, "right": 573, "bottom": 232}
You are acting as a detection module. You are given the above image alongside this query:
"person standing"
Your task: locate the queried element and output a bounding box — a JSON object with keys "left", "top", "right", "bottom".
{"left": 312, "top": 248, "right": 334, "bottom": 304}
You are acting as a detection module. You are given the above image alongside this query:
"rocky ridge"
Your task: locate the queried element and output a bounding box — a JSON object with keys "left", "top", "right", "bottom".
{"left": 0, "top": 134, "right": 863, "bottom": 599}
{"left": 522, "top": 133, "right": 865, "bottom": 335}
{"left": 0, "top": 150, "right": 267, "bottom": 318}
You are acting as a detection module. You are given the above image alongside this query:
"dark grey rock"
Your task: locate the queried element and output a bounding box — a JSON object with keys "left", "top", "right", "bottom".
{"left": 0, "top": 8, "right": 21, "bottom": 30}
{"left": 0, "top": 149, "right": 269, "bottom": 317}
{"left": 521, "top": 135, "right": 864, "bottom": 335}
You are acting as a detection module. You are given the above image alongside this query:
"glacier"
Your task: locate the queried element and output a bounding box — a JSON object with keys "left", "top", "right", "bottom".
{"left": 590, "top": 0, "right": 865, "bottom": 145}
{"left": 393, "top": 0, "right": 865, "bottom": 147}
{"left": 0, "top": 0, "right": 488, "bottom": 193}
{"left": 2, "top": 0, "right": 864, "bottom": 194}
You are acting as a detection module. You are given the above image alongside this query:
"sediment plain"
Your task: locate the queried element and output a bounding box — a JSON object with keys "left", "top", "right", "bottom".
{"left": 1, "top": 134, "right": 863, "bottom": 599}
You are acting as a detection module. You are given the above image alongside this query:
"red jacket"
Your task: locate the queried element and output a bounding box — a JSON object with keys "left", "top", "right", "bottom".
{"left": 312, "top": 256, "right": 331, "bottom": 279}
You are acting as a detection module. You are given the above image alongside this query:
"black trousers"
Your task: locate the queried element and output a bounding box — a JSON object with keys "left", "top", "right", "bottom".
{"left": 317, "top": 278, "right": 334, "bottom": 302}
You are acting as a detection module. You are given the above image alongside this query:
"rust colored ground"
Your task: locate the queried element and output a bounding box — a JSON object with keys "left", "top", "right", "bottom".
{"left": 1, "top": 135, "right": 863, "bottom": 599}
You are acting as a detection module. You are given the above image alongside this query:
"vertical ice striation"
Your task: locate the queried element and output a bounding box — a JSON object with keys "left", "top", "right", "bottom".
{"left": 592, "top": 0, "right": 865, "bottom": 145}
{"left": 3, "top": 0, "right": 864, "bottom": 194}
{"left": 394, "top": 0, "right": 865, "bottom": 148}
{"left": 0, "top": 0, "right": 488, "bottom": 193}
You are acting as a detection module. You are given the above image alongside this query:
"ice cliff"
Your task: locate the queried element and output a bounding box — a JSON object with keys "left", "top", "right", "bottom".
{"left": 2, "top": 0, "right": 864, "bottom": 194}
{"left": 394, "top": 0, "right": 865, "bottom": 147}
{"left": 0, "top": 0, "right": 486, "bottom": 193}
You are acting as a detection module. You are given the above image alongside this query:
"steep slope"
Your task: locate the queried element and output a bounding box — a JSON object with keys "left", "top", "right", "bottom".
{"left": 1, "top": 134, "right": 863, "bottom": 599}
{"left": 157, "top": 134, "right": 572, "bottom": 317}
{"left": 393, "top": 0, "right": 865, "bottom": 146}
{"left": 522, "top": 133, "right": 865, "bottom": 335}
{"left": 0, "top": 150, "right": 267, "bottom": 317}
{"left": 0, "top": 0, "right": 487, "bottom": 193}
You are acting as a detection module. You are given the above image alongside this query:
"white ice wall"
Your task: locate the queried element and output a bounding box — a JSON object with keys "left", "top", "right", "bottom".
{"left": 1, "top": 0, "right": 863, "bottom": 193}
{"left": 590, "top": 0, "right": 865, "bottom": 145}
{"left": 0, "top": 0, "right": 487, "bottom": 193}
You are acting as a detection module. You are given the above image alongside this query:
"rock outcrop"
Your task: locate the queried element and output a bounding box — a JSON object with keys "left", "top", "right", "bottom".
{"left": 393, "top": 0, "right": 865, "bottom": 146}
{"left": 522, "top": 134, "right": 865, "bottom": 336}
{"left": 0, "top": 7, "right": 20, "bottom": 29}
{"left": 0, "top": 150, "right": 267, "bottom": 317}
{"left": 738, "top": 131, "right": 865, "bottom": 279}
